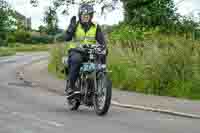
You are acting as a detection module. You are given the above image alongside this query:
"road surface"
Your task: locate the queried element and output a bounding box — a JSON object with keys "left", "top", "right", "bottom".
{"left": 0, "top": 53, "right": 199, "bottom": 133}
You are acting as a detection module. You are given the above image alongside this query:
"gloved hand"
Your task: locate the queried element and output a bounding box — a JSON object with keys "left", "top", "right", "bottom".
{"left": 96, "top": 44, "right": 106, "bottom": 55}
{"left": 70, "top": 16, "right": 76, "bottom": 27}
{"left": 67, "top": 16, "right": 77, "bottom": 33}
{"left": 97, "top": 44, "right": 106, "bottom": 51}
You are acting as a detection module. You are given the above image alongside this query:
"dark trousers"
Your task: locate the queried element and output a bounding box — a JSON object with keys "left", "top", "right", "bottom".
{"left": 67, "top": 51, "right": 83, "bottom": 90}
{"left": 67, "top": 50, "right": 106, "bottom": 90}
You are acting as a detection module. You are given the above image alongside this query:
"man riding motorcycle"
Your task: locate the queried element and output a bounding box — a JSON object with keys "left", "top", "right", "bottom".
{"left": 65, "top": 3, "right": 107, "bottom": 96}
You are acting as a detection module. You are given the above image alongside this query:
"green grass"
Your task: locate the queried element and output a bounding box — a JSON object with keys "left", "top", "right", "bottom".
{"left": 107, "top": 25, "right": 200, "bottom": 100}
{"left": 48, "top": 43, "right": 68, "bottom": 79}
{"left": 0, "top": 43, "right": 51, "bottom": 57}
{"left": 11, "top": 43, "right": 51, "bottom": 52}
{"left": 47, "top": 25, "right": 200, "bottom": 100}
{"left": 0, "top": 47, "right": 16, "bottom": 57}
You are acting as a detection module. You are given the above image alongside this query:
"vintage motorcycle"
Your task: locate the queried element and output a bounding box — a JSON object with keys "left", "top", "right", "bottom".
{"left": 63, "top": 44, "right": 112, "bottom": 116}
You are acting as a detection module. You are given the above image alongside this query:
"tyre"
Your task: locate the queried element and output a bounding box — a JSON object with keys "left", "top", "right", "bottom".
{"left": 93, "top": 73, "right": 112, "bottom": 116}
{"left": 66, "top": 78, "right": 81, "bottom": 111}
{"left": 67, "top": 99, "right": 80, "bottom": 111}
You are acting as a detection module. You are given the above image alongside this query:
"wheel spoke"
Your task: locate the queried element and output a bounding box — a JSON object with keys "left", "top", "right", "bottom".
{"left": 96, "top": 76, "right": 107, "bottom": 110}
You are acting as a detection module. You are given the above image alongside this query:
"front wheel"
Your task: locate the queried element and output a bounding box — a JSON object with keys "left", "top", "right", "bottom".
{"left": 66, "top": 78, "right": 81, "bottom": 111}
{"left": 67, "top": 99, "right": 80, "bottom": 111}
{"left": 93, "top": 73, "right": 112, "bottom": 116}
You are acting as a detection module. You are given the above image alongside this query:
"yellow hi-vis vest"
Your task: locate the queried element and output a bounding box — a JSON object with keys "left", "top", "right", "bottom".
{"left": 68, "top": 23, "right": 97, "bottom": 49}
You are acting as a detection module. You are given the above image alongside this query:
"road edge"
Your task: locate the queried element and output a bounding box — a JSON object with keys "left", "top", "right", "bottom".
{"left": 17, "top": 59, "right": 200, "bottom": 119}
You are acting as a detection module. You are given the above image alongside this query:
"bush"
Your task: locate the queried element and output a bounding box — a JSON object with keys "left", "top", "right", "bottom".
{"left": 30, "top": 35, "right": 54, "bottom": 44}
{"left": 11, "top": 30, "right": 54, "bottom": 44}
{"left": 0, "top": 32, "right": 8, "bottom": 46}
{"left": 194, "top": 30, "right": 200, "bottom": 40}
{"left": 110, "top": 24, "right": 145, "bottom": 42}
{"left": 8, "top": 43, "right": 16, "bottom": 48}
{"left": 14, "top": 31, "right": 31, "bottom": 43}
{"left": 55, "top": 33, "right": 65, "bottom": 42}
{"left": 0, "top": 38, "right": 8, "bottom": 46}
{"left": 7, "top": 33, "right": 16, "bottom": 43}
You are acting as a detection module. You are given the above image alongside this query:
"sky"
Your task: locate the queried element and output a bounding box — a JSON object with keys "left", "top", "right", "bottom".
{"left": 6, "top": 0, "right": 200, "bottom": 30}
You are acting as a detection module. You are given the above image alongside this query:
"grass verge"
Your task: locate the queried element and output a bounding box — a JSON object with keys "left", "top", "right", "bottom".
{"left": 47, "top": 28, "right": 200, "bottom": 100}
{"left": 0, "top": 47, "right": 16, "bottom": 57}
{"left": 0, "top": 43, "right": 51, "bottom": 57}
{"left": 12, "top": 43, "right": 51, "bottom": 52}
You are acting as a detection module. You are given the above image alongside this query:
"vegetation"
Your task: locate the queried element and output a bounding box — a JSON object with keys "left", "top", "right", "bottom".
{"left": 0, "top": 0, "right": 13, "bottom": 46}
{"left": 1, "top": 0, "right": 199, "bottom": 99}
{"left": 8, "top": 31, "right": 55, "bottom": 44}
{"left": 106, "top": 0, "right": 200, "bottom": 99}
{"left": 0, "top": 0, "right": 61, "bottom": 56}
{"left": 0, "top": 43, "right": 51, "bottom": 57}
{"left": 0, "top": 47, "right": 15, "bottom": 56}
{"left": 48, "top": 25, "right": 200, "bottom": 100}
{"left": 43, "top": 6, "right": 58, "bottom": 36}
{"left": 13, "top": 43, "right": 51, "bottom": 52}
{"left": 46, "top": 0, "right": 200, "bottom": 100}
{"left": 108, "top": 25, "right": 200, "bottom": 99}
{"left": 48, "top": 43, "right": 68, "bottom": 79}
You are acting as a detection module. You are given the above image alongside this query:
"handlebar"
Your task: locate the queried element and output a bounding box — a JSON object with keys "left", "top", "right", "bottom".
{"left": 69, "top": 44, "right": 106, "bottom": 55}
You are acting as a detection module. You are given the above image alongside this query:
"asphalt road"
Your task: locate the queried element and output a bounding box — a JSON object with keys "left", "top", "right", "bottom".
{"left": 0, "top": 53, "right": 199, "bottom": 133}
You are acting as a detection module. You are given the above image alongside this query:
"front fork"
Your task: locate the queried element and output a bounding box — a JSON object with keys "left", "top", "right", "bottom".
{"left": 93, "top": 70, "right": 98, "bottom": 95}
{"left": 94, "top": 71, "right": 106, "bottom": 96}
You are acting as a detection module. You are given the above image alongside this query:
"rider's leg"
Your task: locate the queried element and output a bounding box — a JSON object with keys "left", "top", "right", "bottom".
{"left": 99, "top": 47, "right": 108, "bottom": 64}
{"left": 99, "top": 54, "right": 106, "bottom": 64}
{"left": 67, "top": 51, "right": 83, "bottom": 94}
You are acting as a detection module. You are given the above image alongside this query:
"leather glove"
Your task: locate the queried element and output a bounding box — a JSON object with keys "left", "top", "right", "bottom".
{"left": 97, "top": 44, "right": 106, "bottom": 51}
{"left": 70, "top": 16, "right": 76, "bottom": 27}
{"left": 67, "top": 16, "right": 77, "bottom": 33}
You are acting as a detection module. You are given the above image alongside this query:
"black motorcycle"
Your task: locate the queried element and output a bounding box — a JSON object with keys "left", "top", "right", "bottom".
{"left": 64, "top": 44, "right": 112, "bottom": 116}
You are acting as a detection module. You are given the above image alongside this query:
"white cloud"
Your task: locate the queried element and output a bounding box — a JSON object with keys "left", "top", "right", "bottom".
{"left": 174, "top": 0, "right": 200, "bottom": 16}
{"left": 7, "top": 0, "right": 50, "bottom": 29}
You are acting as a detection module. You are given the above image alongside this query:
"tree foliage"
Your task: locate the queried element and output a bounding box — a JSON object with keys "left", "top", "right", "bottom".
{"left": 0, "top": 0, "right": 14, "bottom": 46}
{"left": 30, "top": 0, "right": 155, "bottom": 15}
{"left": 0, "top": 0, "right": 13, "bottom": 32}
{"left": 38, "top": 25, "right": 47, "bottom": 35}
{"left": 122, "top": 0, "right": 176, "bottom": 27}
{"left": 43, "top": 6, "right": 58, "bottom": 35}
{"left": 30, "top": 0, "right": 200, "bottom": 37}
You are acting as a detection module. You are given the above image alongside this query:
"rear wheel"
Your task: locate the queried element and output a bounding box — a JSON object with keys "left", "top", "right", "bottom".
{"left": 93, "top": 73, "right": 112, "bottom": 116}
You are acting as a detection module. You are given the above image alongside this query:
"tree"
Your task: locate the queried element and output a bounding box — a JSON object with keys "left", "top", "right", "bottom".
{"left": 0, "top": 0, "right": 9, "bottom": 31}
{"left": 30, "top": 0, "right": 156, "bottom": 16}
{"left": 30, "top": 0, "right": 39, "bottom": 7}
{"left": 122, "top": 0, "right": 176, "bottom": 28}
{"left": 38, "top": 25, "right": 47, "bottom": 35}
{"left": 0, "top": 0, "right": 14, "bottom": 46}
{"left": 178, "top": 15, "right": 199, "bottom": 39}
{"left": 43, "top": 6, "right": 58, "bottom": 35}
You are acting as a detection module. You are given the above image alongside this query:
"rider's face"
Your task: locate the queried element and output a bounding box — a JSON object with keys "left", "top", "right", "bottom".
{"left": 81, "top": 14, "right": 90, "bottom": 23}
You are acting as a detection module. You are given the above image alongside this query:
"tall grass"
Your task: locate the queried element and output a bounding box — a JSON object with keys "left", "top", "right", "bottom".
{"left": 108, "top": 25, "right": 200, "bottom": 99}
{"left": 47, "top": 25, "right": 200, "bottom": 100}
{"left": 48, "top": 43, "right": 68, "bottom": 79}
